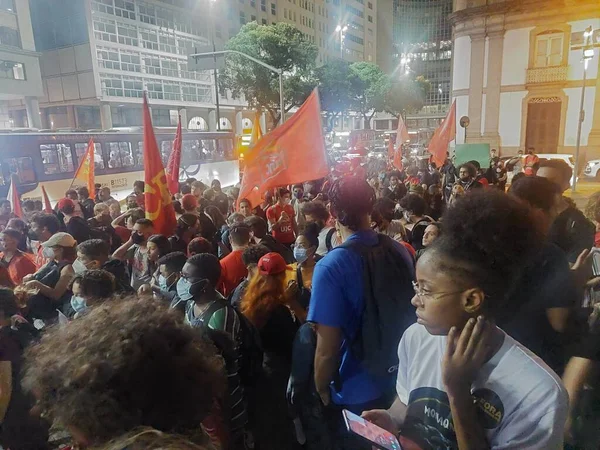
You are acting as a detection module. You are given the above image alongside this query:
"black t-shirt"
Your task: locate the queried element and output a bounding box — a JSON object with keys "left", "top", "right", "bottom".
{"left": 408, "top": 219, "right": 432, "bottom": 251}
{"left": 260, "top": 304, "right": 300, "bottom": 367}
{"left": 66, "top": 216, "right": 92, "bottom": 244}
{"left": 548, "top": 204, "right": 595, "bottom": 264}
{"left": 385, "top": 185, "right": 407, "bottom": 203}
{"left": 213, "top": 192, "right": 230, "bottom": 216}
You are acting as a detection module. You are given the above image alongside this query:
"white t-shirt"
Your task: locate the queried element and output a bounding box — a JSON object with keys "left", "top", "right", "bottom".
{"left": 396, "top": 324, "right": 568, "bottom": 450}
{"left": 316, "top": 226, "right": 340, "bottom": 256}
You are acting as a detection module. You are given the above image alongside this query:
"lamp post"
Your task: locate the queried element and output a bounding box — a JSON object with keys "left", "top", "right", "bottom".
{"left": 335, "top": 24, "right": 348, "bottom": 60}
{"left": 573, "top": 26, "right": 595, "bottom": 193}
{"left": 189, "top": 49, "right": 286, "bottom": 125}
{"left": 209, "top": 0, "right": 221, "bottom": 131}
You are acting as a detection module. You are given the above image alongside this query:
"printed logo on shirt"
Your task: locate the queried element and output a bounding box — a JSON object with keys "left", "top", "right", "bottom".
{"left": 472, "top": 388, "right": 504, "bottom": 429}
{"left": 403, "top": 387, "right": 455, "bottom": 450}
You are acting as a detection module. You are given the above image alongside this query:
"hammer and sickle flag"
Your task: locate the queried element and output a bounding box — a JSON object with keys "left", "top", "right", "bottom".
{"left": 142, "top": 93, "right": 177, "bottom": 236}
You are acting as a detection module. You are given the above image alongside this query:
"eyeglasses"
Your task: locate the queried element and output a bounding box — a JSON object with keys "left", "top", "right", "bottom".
{"left": 412, "top": 281, "right": 464, "bottom": 299}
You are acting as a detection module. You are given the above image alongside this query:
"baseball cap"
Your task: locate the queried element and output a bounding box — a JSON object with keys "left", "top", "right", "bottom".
{"left": 42, "top": 232, "right": 77, "bottom": 248}
{"left": 258, "top": 252, "right": 289, "bottom": 275}
{"left": 181, "top": 194, "right": 198, "bottom": 211}
{"left": 56, "top": 198, "right": 75, "bottom": 213}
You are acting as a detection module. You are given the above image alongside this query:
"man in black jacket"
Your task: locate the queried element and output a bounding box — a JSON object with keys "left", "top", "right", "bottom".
{"left": 76, "top": 187, "right": 95, "bottom": 220}
{"left": 244, "top": 215, "right": 294, "bottom": 263}
{"left": 75, "top": 239, "right": 134, "bottom": 294}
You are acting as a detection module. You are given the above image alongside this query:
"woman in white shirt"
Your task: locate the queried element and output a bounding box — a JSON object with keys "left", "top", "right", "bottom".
{"left": 362, "top": 190, "right": 568, "bottom": 450}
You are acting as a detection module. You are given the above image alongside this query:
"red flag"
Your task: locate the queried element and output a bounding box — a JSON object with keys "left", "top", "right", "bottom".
{"left": 7, "top": 174, "right": 22, "bottom": 218}
{"left": 165, "top": 115, "right": 182, "bottom": 196}
{"left": 249, "top": 111, "right": 263, "bottom": 147}
{"left": 238, "top": 89, "right": 328, "bottom": 208}
{"left": 41, "top": 185, "right": 52, "bottom": 213}
{"left": 142, "top": 93, "right": 177, "bottom": 236}
{"left": 73, "top": 138, "right": 96, "bottom": 200}
{"left": 428, "top": 100, "right": 456, "bottom": 168}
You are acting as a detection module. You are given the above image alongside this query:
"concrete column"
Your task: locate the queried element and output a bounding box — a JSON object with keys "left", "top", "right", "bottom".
{"left": 587, "top": 55, "right": 600, "bottom": 161}
{"left": 66, "top": 105, "right": 77, "bottom": 128}
{"left": 178, "top": 108, "right": 188, "bottom": 129}
{"left": 25, "top": 97, "right": 42, "bottom": 129}
{"left": 468, "top": 33, "right": 486, "bottom": 142}
{"left": 483, "top": 31, "right": 504, "bottom": 150}
{"left": 208, "top": 109, "right": 217, "bottom": 131}
{"left": 260, "top": 112, "right": 267, "bottom": 133}
{"left": 100, "top": 102, "right": 112, "bottom": 130}
{"left": 235, "top": 110, "right": 243, "bottom": 135}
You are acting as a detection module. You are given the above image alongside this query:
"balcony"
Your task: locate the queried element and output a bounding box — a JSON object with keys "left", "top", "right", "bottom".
{"left": 526, "top": 65, "right": 568, "bottom": 85}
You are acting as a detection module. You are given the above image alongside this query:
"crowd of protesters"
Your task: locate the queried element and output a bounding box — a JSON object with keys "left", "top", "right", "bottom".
{"left": 1, "top": 148, "right": 600, "bottom": 449}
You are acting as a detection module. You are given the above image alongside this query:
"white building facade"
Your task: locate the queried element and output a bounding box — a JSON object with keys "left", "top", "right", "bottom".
{"left": 451, "top": 0, "right": 600, "bottom": 160}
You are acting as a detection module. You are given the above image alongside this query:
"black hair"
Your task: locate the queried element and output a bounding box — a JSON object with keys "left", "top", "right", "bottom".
{"left": 373, "top": 197, "right": 396, "bottom": 216}
{"left": 128, "top": 208, "right": 146, "bottom": 223}
{"left": 31, "top": 213, "right": 61, "bottom": 234}
{"left": 511, "top": 172, "right": 526, "bottom": 184}
{"left": 538, "top": 159, "right": 573, "bottom": 185}
{"left": 22, "top": 200, "right": 35, "bottom": 211}
{"left": 429, "top": 190, "right": 542, "bottom": 318}
{"left": 239, "top": 198, "right": 251, "bottom": 207}
{"left": 292, "top": 184, "right": 303, "bottom": 190}
{"left": 77, "top": 186, "right": 90, "bottom": 198}
{"left": 468, "top": 160, "right": 481, "bottom": 171}
{"left": 135, "top": 218, "right": 154, "bottom": 228}
{"left": 187, "top": 254, "right": 221, "bottom": 288}
{"left": 459, "top": 163, "right": 477, "bottom": 178}
{"left": 71, "top": 269, "right": 116, "bottom": 300}
{"left": 191, "top": 180, "right": 206, "bottom": 191}
{"left": 133, "top": 180, "right": 145, "bottom": 191}
{"left": 244, "top": 215, "right": 268, "bottom": 238}
{"left": 77, "top": 239, "right": 110, "bottom": 261}
{"left": 301, "top": 201, "right": 330, "bottom": 222}
{"left": 0, "top": 287, "right": 18, "bottom": 317}
{"left": 301, "top": 222, "right": 319, "bottom": 249}
{"left": 211, "top": 179, "right": 221, "bottom": 188}
{"left": 1, "top": 228, "right": 23, "bottom": 242}
{"left": 65, "top": 189, "right": 78, "bottom": 198}
{"left": 229, "top": 224, "right": 251, "bottom": 247}
{"left": 399, "top": 194, "right": 427, "bottom": 217}
{"left": 204, "top": 206, "right": 226, "bottom": 229}
{"left": 328, "top": 177, "right": 375, "bottom": 231}
{"left": 148, "top": 235, "right": 172, "bottom": 257}
{"left": 180, "top": 185, "right": 192, "bottom": 196}
{"left": 276, "top": 188, "right": 291, "bottom": 199}
{"left": 187, "top": 238, "right": 213, "bottom": 256}
{"left": 158, "top": 252, "right": 187, "bottom": 274}
{"left": 509, "top": 176, "right": 561, "bottom": 212}
{"left": 173, "top": 200, "right": 184, "bottom": 215}
{"left": 6, "top": 218, "right": 26, "bottom": 232}
{"left": 242, "top": 244, "right": 270, "bottom": 267}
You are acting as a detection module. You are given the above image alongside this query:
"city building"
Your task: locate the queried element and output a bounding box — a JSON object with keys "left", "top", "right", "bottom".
{"left": 451, "top": 0, "right": 600, "bottom": 160}
{"left": 0, "top": 0, "right": 43, "bottom": 129}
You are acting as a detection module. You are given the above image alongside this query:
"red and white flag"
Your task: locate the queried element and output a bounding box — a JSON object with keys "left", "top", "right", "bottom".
{"left": 7, "top": 174, "right": 22, "bottom": 218}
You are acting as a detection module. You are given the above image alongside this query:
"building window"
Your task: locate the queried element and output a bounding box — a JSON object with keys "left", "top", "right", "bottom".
{"left": 114, "top": 0, "right": 135, "bottom": 19}
{"left": 250, "top": 0, "right": 256, "bottom": 6}
{"left": 163, "top": 83, "right": 181, "bottom": 101}
{"left": 138, "top": 3, "right": 156, "bottom": 25}
{"left": 240, "top": 11, "right": 246, "bottom": 24}
{"left": 0, "top": 60, "right": 25, "bottom": 80}
{"left": 367, "top": 1, "right": 372, "bottom": 8}
{"left": 143, "top": 55, "right": 161, "bottom": 75}
{"left": 262, "top": 18, "right": 267, "bottom": 24}
{"left": 140, "top": 29, "right": 159, "bottom": 50}
{"left": 94, "top": 19, "right": 118, "bottom": 43}
{"left": 0, "top": 0, "right": 15, "bottom": 13}
{"left": 534, "top": 32, "right": 564, "bottom": 67}
{"left": 251, "top": 14, "right": 256, "bottom": 21}
{"left": 122, "top": 77, "right": 143, "bottom": 97}
{"left": 117, "top": 23, "right": 138, "bottom": 46}
{"left": 345, "top": 5, "right": 363, "bottom": 18}
{"left": 271, "top": 3, "right": 276, "bottom": 14}
{"left": 159, "top": 32, "right": 177, "bottom": 53}
{"left": 367, "top": 15, "right": 373, "bottom": 23}
{"left": 92, "top": 0, "right": 114, "bottom": 15}
{"left": 120, "top": 51, "right": 141, "bottom": 71}
{"left": 368, "top": 27, "right": 372, "bottom": 36}
{"left": 97, "top": 47, "right": 120, "bottom": 69}
{"left": 261, "top": 0, "right": 266, "bottom": 11}
{"left": 40, "top": 144, "right": 74, "bottom": 174}
{"left": 101, "top": 74, "right": 124, "bottom": 96}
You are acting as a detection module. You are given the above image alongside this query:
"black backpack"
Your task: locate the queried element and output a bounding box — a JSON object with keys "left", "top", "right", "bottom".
{"left": 340, "top": 234, "right": 415, "bottom": 393}
{"left": 325, "top": 228, "right": 336, "bottom": 252}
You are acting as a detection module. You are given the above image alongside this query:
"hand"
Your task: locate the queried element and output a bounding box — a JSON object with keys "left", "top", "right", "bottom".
{"left": 442, "top": 316, "right": 494, "bottom": 395}
{"left": 362, "top": 409, "right": 398, "bottom": 435}
{"left": 11, "top": 314, "right": 28, "bottom": 328}
{"left": 317, "top": 387, "right": 331, "bottom": 406}
{"left": 137, "top": 284, "right": 152, "bottom": 296}
{"left": 22, "top": 274, "right": 33, "bottom": 283}
{"left": 24, "top": 280, "right": 42, "bottom": 291}
{"left": 286, "top": 280, "right": 298, "bottom": 297}
{"left": 572, "top": 249, "right": 594, "bottom": 288}
{"left": 280, "top": 211, "right": 290, "bottom": 221}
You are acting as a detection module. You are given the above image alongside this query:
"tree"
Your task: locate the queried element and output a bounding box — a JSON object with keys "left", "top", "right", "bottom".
{"left": 315, "top": 60, "right": 361, "bottom": 129}
{"left": 219, "top": 22, "right": 318, "bottom": 125}
{"left": 384, "top": 75, "right": 431, "bottom": 118}
{"left": 349, "top": 62, "right": 389, "bottom": 128}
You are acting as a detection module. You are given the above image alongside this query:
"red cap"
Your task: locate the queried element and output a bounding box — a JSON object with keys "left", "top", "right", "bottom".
{"left": 258, "top": 252, "right": 288, "bottom": 275}
{"left": 56, "top": 197, "right": 75, "bottom": 213}
{"left": 181, "top": 193, "right": 198, "bottom": 211}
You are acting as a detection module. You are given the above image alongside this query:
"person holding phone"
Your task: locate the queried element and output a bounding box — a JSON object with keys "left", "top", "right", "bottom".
{"left": 362, "top": 191, "right": 568, "bottom": 450}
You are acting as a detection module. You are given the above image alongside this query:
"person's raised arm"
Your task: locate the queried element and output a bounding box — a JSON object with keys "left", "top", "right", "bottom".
{"left": 314, "top": 324, "right": 342, "bottom": 406}
{"left": 111, "top": 210, "right": 131, "bottom": 228}
{"left": 112, "top": 235, "right": 134, "bottom": 260}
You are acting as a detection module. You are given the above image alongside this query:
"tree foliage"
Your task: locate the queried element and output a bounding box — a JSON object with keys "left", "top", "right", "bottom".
{"left": 384, "top": 75, "right": 431, "bottom": 118}
{"left": 219, "top": 22, "right": 318, "bottom": 124}
{"left": 315, "top": 60, "right": 360, "bottom": 125}
{"left": 348, "top": 62, "right": 389, "bottom": 127}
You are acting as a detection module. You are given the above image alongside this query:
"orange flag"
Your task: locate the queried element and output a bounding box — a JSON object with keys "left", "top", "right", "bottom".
{"left": 428, "top": 100, "right": 456, "bottom": 168}
{"left": 73, "top": 138, "right": 96, "bottom": 200}
{"left": 41, "top": 185, "right": 52, "bottom": 213}
{"left": 7, "top": 174, "right": 22, "bottom": 218}
{"left": 142, "top": 93, "right": 177, "bottom": 236}
{"left": 249, "top": 111, "right": 263, "bottom": 147}
{"left": 165, "top": 115, "right": 182, "bottom": 197}
{"left": 239, "top": 89, "right": 328, "bottom": 208}
{"left": 393, "top": 115, "right": 410, "bottom": 170}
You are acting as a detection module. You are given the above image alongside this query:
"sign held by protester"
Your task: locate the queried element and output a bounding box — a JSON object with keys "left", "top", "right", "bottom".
{"left": 238, "top": 89, "right": 328, "bottom": 207}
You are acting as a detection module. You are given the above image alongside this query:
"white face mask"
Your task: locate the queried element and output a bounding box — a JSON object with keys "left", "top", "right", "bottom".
{"left": 72, "top": 258, "right": 87, "bottom": 274}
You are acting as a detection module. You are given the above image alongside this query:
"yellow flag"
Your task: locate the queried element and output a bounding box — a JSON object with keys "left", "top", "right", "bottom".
{"left": 73, "top": 138, "right": 96, "bottom": 200}
{"left": 250, "top": 112, "right": 263, "bottom": 146}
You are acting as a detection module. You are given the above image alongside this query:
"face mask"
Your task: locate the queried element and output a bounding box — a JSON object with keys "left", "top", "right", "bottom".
{"left": 73, "top": 258, "right": 88, "bottom": 274}
{"left": 43, "top": 246, "right": 55, "bottom": 259}
{"left": 176, "top": 277, "right": 208, "bottom": 301}
{"left": 293, "top": 247, "right": 309, "bottom": 264}
{"left": 71, "top": 295, "right": 87, "bottom": 314}
{"left": 28, "top": 230, "right": 39, "bottom": 241}
{"left": 131, "top": 232, "right": 145, "bottom": 245}
{"left": 294, "top": 191, "right": 303, "bottom": 200}
{"left": 159, "top": 273, "right": 177, "bottom": 291}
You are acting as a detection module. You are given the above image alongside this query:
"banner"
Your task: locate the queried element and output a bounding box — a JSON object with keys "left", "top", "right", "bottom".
{"left": 165, "top": 115, "right": 182, "bottom": 197}
{"left": 250, "top": 111, "right": 263, "bottom": 147}
{"left": 142, "top": 93, "right": 177, "bottom": 236}
{"left": 73, "top": 138, "right": 96, "bottom": 200}
{"left": 7, "top": 174, "right": 22, "bottom": 218}
{"left": 239, "top": 89, "right": 328, "bottom": 207}
{"left": 41, "top": 185, "right": 53, "bottom": 213}
{"left": 428, "top": 100, "right": 456, "bottom": 168}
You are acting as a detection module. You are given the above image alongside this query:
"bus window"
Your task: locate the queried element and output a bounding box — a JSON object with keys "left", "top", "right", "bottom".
{"left": 106, "top": 142, "right": 134, "bottom": 168}
{"left": 182, "top": 139, "right": 203, "bottom": 164}
{"left": 75, "top": 143, "right": 105, "bottom": 170}
{"left": 160, "top": 141, "right": 173, "bottom": 165}
{"left": 135, "top": 142, "right": 144, "bottom": 167}
{"left": 40, "top": 144, "right": 74, "bottom": 174}
{"left": 7, "top": 157, "right": 36, "bottom": 184}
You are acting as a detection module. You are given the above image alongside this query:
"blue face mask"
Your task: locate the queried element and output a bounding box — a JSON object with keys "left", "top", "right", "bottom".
{"left": 159, "top": 273, "right": 177, "bottom": 291}
{"left": 293, "top": 247, "right": 309, "bottom": 264}
{"left": 71, "top": 295, "right": 87, "bottom": 314}
{"left": 176, "top": 277, "right": 208, "bottom": 302}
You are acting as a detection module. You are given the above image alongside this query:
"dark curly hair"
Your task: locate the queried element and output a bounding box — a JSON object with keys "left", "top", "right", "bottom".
{"left": 328, "top": 176, "right": 375, "bottom": 231}
{"left": 399, "top": 194, "right": 427, "bottom": 217}
{"left": 301, "top": 222, "right": 320, "bottom": 249}
{"left": 186, "top": 253, "right": 222, "bottom": 288}
{"left": 509, "top": 176, "right": 561, "bottom": 212}
{"left": 459, "top": 162, "right": 477, "bottom": 179}
{"left": 71, "top": 269, "right": 116, "bottom": 301}
{"left": 429, "top": 190, "right": 542, "bottom": 318}
{"left": 241, "top": 244, "right": 270, "bottom": 267}
{"left": 23, "top": 299, "right": 225, "bottom": 447}
{"left": 301, "top": 201, "right": 330, "bottom": 223}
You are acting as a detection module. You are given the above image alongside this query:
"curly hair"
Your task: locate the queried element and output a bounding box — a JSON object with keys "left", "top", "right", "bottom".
{"left": 241, "top": 244, "right": 270, "bottom": 267}
{"left": 23, "top": 299, "right": 225, "bottom": 446}
{"left": 430, "top": 190, "right": 542, "bottom": 318}
{"left": 97, "top": 427, "right": 215, "bottom": 450}
{"left": 399, "top": 194, "right": 427, "bottom": 216}
{"left": 301, "top": 201, "right": 330, "bottom": 222}
{"left": 204, "top": 206, "right": 226, "bottom": 230}
{"left": 509, "top": 176, "right": 560, "bottom": 212}
{"left": 301, "top": 222, "right": 320, "bottom": 249}
{"left": 240, "top": 271, "right": 287, "bottom": 328}
{"left": 328, "top": 176, "right": 375, "bottom": 231}
{"left": 71, "top": 269, "right": 116, "bottom": 301}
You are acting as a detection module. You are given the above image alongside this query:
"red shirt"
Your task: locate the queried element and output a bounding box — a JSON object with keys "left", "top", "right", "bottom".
{"left": 218, "top": 250, "right": 248, "bottom": 297}
{"left": 266, "top": 203, "right": 296, "bottom": 244}
{"left": 114, "top": 225, "right": 131, "bottom": 243}
{"left": 1, "top": 251, "right": 36, "bottom": 286}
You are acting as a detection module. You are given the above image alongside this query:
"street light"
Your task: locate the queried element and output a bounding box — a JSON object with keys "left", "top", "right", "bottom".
{"left": 573, "top": 26, "right": 595, "bottom": 193}
{"left": 189, "top": 49, "right": 286, "bottom": 125}
{"left": 209, "top": 0, "right": 221, "bottom": 131}
{"left": 335, "top": 24, "right": 348, "bottom": 59}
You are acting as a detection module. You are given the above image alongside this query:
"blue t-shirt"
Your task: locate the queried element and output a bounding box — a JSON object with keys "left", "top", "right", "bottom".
{"left": 307, "top": 229, "right": 414, "bottom": 406}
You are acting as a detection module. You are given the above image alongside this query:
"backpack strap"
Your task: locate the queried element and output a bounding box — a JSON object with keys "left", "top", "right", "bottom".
{"left": 198, "top": 299, "right": 227, "bottom": 324}
{"left": 325, "top": 228, "right": 336, "bottom": 251}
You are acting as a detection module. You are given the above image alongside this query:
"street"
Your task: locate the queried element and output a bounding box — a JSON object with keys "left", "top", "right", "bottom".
{"left": 566, "top": 179, "right": 600, "bottom": 209}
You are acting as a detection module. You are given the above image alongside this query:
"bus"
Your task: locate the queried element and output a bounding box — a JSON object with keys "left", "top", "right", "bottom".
{"left": 0, "top": 128, "right": 237, "bottom": 203}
